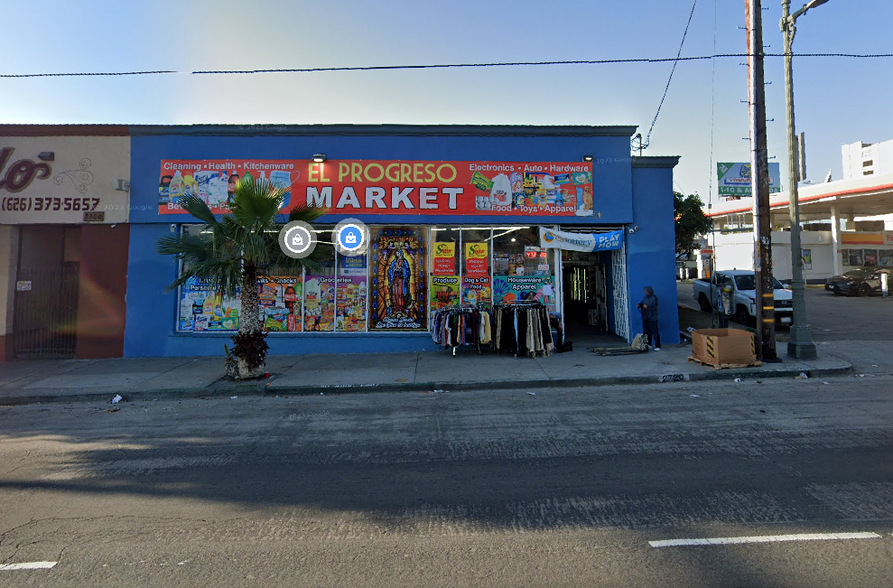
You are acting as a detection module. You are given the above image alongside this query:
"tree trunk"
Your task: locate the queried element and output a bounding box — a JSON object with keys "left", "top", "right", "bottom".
{"left": 225, "top": 264, "right": 266, "bottom": 380}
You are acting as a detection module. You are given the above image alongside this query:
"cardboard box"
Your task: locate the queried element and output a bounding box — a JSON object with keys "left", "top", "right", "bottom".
{"left": 691, "top": 328, "right": 756, "bottom": 366}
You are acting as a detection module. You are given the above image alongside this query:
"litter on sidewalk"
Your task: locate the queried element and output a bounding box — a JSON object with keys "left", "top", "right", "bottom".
{"left": 590, "top": 334, "right": 649, "bottom": 356}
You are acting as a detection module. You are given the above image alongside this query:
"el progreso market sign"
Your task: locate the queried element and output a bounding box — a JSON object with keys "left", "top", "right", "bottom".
{"left": 158, "top": 159, "right": 596, "bottom": 217}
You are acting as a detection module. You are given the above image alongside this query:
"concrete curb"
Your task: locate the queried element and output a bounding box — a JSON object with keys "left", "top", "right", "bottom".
{"left": 0, "top": 363, "right": 853, "bottom": 406}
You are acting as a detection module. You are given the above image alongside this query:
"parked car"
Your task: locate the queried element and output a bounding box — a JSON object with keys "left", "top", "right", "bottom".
{"left": 825, "top": 267, "right": 892, "bottom": 296}
{"left": 693, "top": 269, "right": 793, "bottom": 326}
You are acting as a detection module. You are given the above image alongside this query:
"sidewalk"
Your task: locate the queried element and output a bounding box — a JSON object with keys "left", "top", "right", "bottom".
{"left": 0, "top": 335, "right": 852, "bottom": 406}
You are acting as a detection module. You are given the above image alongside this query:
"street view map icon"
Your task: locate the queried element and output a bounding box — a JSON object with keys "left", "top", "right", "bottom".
{"left": 279, "top": 221, "right": 316, "bottom": 258}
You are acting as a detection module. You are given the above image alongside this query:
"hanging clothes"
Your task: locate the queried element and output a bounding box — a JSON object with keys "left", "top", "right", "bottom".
{"left": 432, "top": 307, "right": 493, "bottom": 354}
{"left": 491, "top": 302, "right": 553, "bottom": 358}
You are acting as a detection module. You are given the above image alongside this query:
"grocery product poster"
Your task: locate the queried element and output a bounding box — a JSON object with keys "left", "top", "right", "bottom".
{"left": 462, "top": 275, "right": 491, "bottom": 307}
{"left": 433, "top": 242, "right": 456, "bottom": 275}
{"left": 430, "top": 275, "right": 460, "bottom": 317}
{"left": 370, "top": 227, "right": 427, "bottom": 330}
{"left": 178, "top": 277, "right": 241, "bottom": 332}
{"left": 463, "top": 242, "right": 491, "bottom": 306}
{"left": 158, "top": 160, "right": 594, "bottom": 216}
{"left": 303, "top": 274, "right": 336, "bottom": 332}
{"left": 337, "top": 277, "right": 367, "bottom": 331}
{"left": 258, "top": 276, "right": 303, "bottom": 332}
{"left": 493, "top": 275, "right": 556, "bottom": 313}
{"left": 336, "top": 254, "right": 368, "bottom": 332}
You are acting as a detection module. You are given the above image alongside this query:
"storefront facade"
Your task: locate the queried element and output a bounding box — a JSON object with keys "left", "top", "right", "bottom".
{"left": 0, "top": 126, "right": 132, "bottom": 360}
{"left": 125, "top": 125, "right": 679, "bottom": 357}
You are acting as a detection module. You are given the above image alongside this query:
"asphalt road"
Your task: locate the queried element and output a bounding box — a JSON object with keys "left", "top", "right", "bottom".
{"left": 2, "top": 376, "right": 892, "bottom": 587}
{"left": 676, "top": 281, "right": 893, "bottom": 374}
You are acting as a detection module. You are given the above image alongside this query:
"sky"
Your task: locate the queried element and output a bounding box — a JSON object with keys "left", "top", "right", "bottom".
{"left": 2, "top": 0, "right": 891, "bottom": 204}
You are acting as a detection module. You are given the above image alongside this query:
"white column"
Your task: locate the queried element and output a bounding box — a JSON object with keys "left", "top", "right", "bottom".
{"left": 830, "top": 203, "right": 841, "bottom": 276}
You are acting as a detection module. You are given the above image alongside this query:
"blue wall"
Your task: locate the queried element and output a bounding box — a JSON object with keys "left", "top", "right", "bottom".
{"left": 627, "top": 163, "right": 681, "bottom": 345}
{"left": 124, "top": 126, "right": 678, "bottom": 357}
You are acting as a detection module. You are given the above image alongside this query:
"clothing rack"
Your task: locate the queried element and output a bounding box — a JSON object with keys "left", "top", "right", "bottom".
{"left": 431, "top": 307, "right": 494, "bottom": 356}
{"left": 491, "top": 302, "right": 554, "bottom": 358}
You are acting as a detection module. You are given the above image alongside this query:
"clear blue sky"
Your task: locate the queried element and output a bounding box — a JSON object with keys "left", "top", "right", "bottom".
{"left": 2, "top": 0, "right": 891, "bottom": 203}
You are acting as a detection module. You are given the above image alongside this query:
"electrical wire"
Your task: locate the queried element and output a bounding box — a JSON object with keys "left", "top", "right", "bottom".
{"left": 0, "top": 53, "right": 890, "bottom": 79}
{"left": 633, "top": 0, "right": 699, "bottom": 154}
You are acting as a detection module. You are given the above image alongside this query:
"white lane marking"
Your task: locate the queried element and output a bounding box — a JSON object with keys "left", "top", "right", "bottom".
{"left": 649, "top": 532, "right": 882, "bottom": 548}
{"left": 0, "top": 561, "right": 58, "bottom": 571}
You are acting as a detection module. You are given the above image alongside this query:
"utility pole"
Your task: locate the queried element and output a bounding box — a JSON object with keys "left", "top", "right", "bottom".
{"left": 746, "top": 0, "right": 777, "bottom": 360}
{"left": 781, "top": 0, "right": 819, "bottom": 359}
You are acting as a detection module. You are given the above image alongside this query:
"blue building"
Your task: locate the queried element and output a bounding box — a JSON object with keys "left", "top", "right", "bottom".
{"left": 125, "top": 124, "right": 679, "bottom": 357}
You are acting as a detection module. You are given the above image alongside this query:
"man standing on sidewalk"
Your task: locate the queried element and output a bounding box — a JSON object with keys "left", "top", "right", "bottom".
{"left": 637, "top": 285, "right": 660, "bottom": 351}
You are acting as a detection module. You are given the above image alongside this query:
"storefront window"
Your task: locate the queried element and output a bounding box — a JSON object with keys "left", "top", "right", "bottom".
{"left": 460, "top": 228, "right": 491, "bottom": 307}
{"left": 337, "top": 251, "right": 368, "bottom": 332}
{"left": 177, "top": 225, "right": 241, "bottom": 332}
{"left": 429, "top": 227, "right": 460, "bottom": 319}
{"left": 369, "top": 226, "right": 428, "bottom": 330}
{"left": 491, "top": 227, "right": 557, "bottom": 311}
{"left": 303, "top": 230, "right": 336, "bottom": 332}
{"left": 259, "top": 274, "right": 302, "bottom": 332}
{"left": 864, "top": 249, "right": 879, "bottom": 266}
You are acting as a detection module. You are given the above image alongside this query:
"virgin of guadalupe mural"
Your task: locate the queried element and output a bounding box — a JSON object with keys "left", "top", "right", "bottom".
{"left": 370, "top": 227, "right": 427, "bottom": 330}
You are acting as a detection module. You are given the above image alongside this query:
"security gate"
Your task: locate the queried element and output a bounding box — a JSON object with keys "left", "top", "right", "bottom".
{"left": 611, "top": 241, "right": 630, "bottom": 342}
{"left": 13, "top": 263, "right": 80, "bottom": 358}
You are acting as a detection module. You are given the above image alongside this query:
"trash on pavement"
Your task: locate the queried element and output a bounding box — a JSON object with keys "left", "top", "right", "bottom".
{"left": 734, "top": 378, "right": 742, "bottom": 383}
{"left": 528, "top": 392, "right": 536, "bottom": 396}
{"left": 690, "top": 394, "right": 700, "bottom": 398}
{"left": 110, "top": 394, "right": 123, "bottom": 404}
{"left": 795, "top": 372, "right": 809, "bottom": 380}
{"left": 105, "top": 408, "right": 119, "bottom": 413}
{"left": 230, "top": 395, "right": 238, "bottom": 399}
{"left": 823, "top": 381, "right": 830, "bottom": 385}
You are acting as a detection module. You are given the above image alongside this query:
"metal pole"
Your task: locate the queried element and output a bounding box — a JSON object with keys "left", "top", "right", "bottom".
{"left": 747, "top": 0, "right": 776, "bottom": 360}
{"left": 782, "top": 0, "right": 817, "bottom": 359}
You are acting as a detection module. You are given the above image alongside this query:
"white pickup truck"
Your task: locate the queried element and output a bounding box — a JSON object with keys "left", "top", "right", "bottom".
{"left": 692, "top": 269, "right": 793, "bottom": 326}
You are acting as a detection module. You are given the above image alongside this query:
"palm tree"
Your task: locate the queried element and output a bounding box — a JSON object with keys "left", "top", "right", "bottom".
{"left": 157, "top": 176, "right": 325, "bottom": 380}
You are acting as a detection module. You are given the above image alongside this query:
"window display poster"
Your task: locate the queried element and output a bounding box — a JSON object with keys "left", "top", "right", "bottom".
{"left": 493, "top": 275, "right": 556, "bottom": 313}
{"left": 465, "top": 242, "right": 488, "bottom": 276}
{"left": 370, "top": 227, "right": 427, "bottom": 330}
{"left": 433, "top": 242, "right": 456, "bottom": 275}
{"left": 178, "top": 277, "right": 240, "bottom": 332}
{"left": 864, "top": 249, "right": 878, "bottom": 266}
{"left": 462, "top": 275, "right": 491, "bottom": 307}
{"left": 337, "top": 276, "right": 367, "bottom": 331}
{"left": 801, "top": 249, "right": 813, "bottom": 271}
{"left": 258, "top": 276, "right": 303, "bottom": 332}
{"left": 430, "top": 275, "right": 460, "bottom": 316}
{"left": 339, "top": 253, "right": 367, "bottom": 277}
{"left": 304, "top": 275, "right": 336, "bottom": 331}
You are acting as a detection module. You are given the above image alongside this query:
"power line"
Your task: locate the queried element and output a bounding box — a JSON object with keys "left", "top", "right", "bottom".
{"left": 633, "top": 0, "right": 699, "bottom": 154}
{"left": 0, "top": 53, "right": 890, "bottom": 79}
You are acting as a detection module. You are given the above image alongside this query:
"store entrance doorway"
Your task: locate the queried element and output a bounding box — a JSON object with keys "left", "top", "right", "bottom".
{"left": 561, "top": 251, "right": 610, "bottom": 343}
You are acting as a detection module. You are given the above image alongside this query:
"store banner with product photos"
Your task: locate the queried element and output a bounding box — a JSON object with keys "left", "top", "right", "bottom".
{"left": 158, "top": 159, "right": 595, "bottom": 217}
{"left": 538, "top": 227, "right": 623, "bottom": 252}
